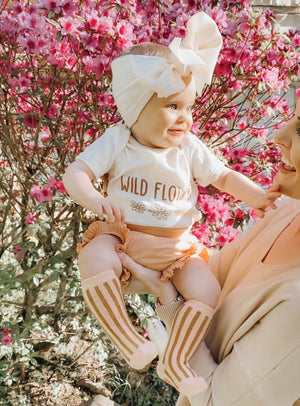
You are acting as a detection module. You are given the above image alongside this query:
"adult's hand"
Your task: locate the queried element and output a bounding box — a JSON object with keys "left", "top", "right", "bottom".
{"left": 119, "top": 253, "right": 178, "bottom": 304}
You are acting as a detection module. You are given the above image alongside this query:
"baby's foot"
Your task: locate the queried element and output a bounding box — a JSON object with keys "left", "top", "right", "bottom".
{"left": 127, "top": 340, "right": 157, "bottom": 370}
{"left": 157, "top": 359, "right": 207, "bottom": 395}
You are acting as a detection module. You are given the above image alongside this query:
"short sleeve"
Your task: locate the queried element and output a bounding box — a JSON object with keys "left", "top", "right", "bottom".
{"left": 76, "top": 123, "right": 130, "bottom": 179}
{"left": 185, "top": 133, "right": 225, "bottom": 187}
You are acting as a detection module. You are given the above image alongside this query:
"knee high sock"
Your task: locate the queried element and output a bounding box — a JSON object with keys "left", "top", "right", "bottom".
{"left": 81, "top": 270, "right": 157, "bottom": 370}
{"left": 157, "top": 299, "right": 214, "bottom": 396}
{"left": 155, "top": 295, "right": 185, "bottom": 334}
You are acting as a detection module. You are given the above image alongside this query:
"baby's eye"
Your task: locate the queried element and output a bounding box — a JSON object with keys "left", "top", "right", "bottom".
{"left": 168, "top": 104, "right": 177, "bottom": 110}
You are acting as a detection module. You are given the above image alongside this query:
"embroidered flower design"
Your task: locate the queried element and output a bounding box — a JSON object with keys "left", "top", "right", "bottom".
{"left": 148, "top": 204, "right": 169, "bottom": 220}
{"left": 130, "top": 200, "right": 146, "bottom": 213}
{"left": 175, "top": 207, "right": 188, "bottom": 215}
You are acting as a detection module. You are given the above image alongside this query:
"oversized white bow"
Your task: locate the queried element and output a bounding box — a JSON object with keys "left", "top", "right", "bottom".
{"left": 111, "top": 12, "right": 222, "bottom": 128}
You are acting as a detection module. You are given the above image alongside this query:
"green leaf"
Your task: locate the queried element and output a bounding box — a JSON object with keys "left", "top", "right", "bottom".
{"left": 45, "top": 18, "right": 61, "bottom": 29}
{"left": 56, "top": 31, "right": 63, "bottom": 41}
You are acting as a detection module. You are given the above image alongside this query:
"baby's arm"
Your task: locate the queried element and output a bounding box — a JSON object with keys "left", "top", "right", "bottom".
{"left": 212, "top": 168, "right": 281, "bottom": 218}
{"left": 62, "top": 159, "right": 125, "bottom": 223}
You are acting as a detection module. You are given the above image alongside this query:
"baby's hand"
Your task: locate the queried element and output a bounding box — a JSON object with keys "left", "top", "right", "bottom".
{"left": 95, "top": 197, "right": 125, "bottom": 223}
{"left": 253, "top": 185, "right": 281, "bottom": 218}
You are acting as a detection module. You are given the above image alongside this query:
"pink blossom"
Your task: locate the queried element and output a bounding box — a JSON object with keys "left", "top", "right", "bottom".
{"left": 261, "top": 67, "right": 279, "bottom": 88}
{"left": 39, "top": 130, "right": 51, "bottom": 144}
{"left": 0, "top": 326, "right": 15, "bottom": 346}
{"left": 56, "top": 181, "right": 66, "bottom": 194}
{"left": 59, "top": 16, "right": 81, "bottom": 36}
{"left": 192, "top": 223, "right": 212, "bottom": 245}
{"left": 237, "top": 120, "right": 247, "bottom": 130}
{"left": 85, "top": 12, "right": 112, "bottom": 33}
{"left": 16, "top": 76, "right": 31, "bottom": 92}
{"left": 61, "top": 0, "right": 78, "bottom": 16}
{"left": 12, "top": 1, "right": 24, "bottom": 14}
{"left": 253, "top": 128, "right": 269, "bottom": 139}
{"left": 197, "top": 194, "right": 231, "bottom": 223}
{"left": 255, "top": 173, "right": 273, "bottom": 187}
{"left": 86, "top": 12, "right": 101, "bottom": 31}
{"left": 47, "top": 177, "right": 59, "bottom": 190}
{"left": 206, "top": 7, "right": 228, "bottom": 30}
{"left": 30, "top": 185, "right": 53, "bottom": 202}
{"left": 39, "top": 0, "right": 63, "bottom": 14}
{"left": 116, "top": 20, "right": 134, "bottom": 48}
{"left": 115, "top": 0, "right": 133, "bottom": 7}
{"left": 232, "top": 80, "right": 244, "bottom": 91}
{"left": 227, "top": 147, "right": 249, "bottom": 162}
{"left": 46, "top": 178, "right": 66, "bottom": 194}
{"left": 222, "top": 47, "right": 239, "bottom": 64}
{"left": 83, "top": 56, "right": 105, "bottom": 78}
{"left": 23, "top": 114, "right": 38, "bottom": 128}
{"left": 216, "top": 226, "right": 240, "bottom": 247}
{"left": 215, "top": 61, "right": 232, "bottom": 76}
{"left": 0, "top": 11, "right": 18, "bottom": 36}
{"left": 17, "top": 34, "right": 42, "bottom": 55}
{"left": 224, "top": 218, "right": 234, "bottom": 227}
{"left": 1, "top": 335, "right": 13, "bottom": 345}
{"left": 0, "top": 160, "right": 10, "bottom": 167}
{"left": 25, "top": 213, "right": 37, "bottom": 225}
{"left": 231, "top": 163, "right": 245, "bottom": 174}
{"left": 295, "top": 88, "right": 300, "bottom": 99}
{"left": 13, "top": 247, "right": 25, "bottom": 259}
{"left": 17, "top": 11, "right": 45, "bottom": 31}
{"left": 265, "top": 49, "right": 282, "bottom": 66}
{"left": 97, "top": 93, "right": 114, "bottom": 106}
{"left": 292, "top": 32, "right": 300, "bottom": 48}
{"left": 234, "top": 209, "right": 244, "bottom": 222}
{"left": 191, "top": 121, "right": 200, "bottom": 135}
{"left": 45, "top": 104, "right": 59, "bottom": 120}
{"left": 237, "top": 10, "right": 251, "bottom": 32}
{"left": 223, "top": 18, "right": 238, "bottom": 36}
{"left": 275, "top": 36, "right": 286, "bottom": 51}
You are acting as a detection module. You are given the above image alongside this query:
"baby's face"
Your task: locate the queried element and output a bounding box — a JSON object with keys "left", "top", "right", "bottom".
{"left": 131, "top": 75, "right": 196, "bottom": 149}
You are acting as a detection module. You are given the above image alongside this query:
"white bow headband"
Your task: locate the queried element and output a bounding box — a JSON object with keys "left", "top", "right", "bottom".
{"left": 111, "top": 11, "right": 223, "bottom": 128}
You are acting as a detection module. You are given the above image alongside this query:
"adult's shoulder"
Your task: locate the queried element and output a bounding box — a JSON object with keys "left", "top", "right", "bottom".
{"left": 276, "top": 196, "right": 300, "bottom": 210}
{"left": 265, "top": 196, "right": 300, "bottom": 221}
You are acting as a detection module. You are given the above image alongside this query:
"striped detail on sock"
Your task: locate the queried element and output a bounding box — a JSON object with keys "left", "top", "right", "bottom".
{"left": 161, "top": 300, "right": 212, "bottom": 385}
{"left": 83, "top": 270, "right": 145, "bottom": 363}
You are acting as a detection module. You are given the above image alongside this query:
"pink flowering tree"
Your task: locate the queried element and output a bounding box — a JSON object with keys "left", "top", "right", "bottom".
{"left": 0, "top": 0, "right": 298, "bottom": 402}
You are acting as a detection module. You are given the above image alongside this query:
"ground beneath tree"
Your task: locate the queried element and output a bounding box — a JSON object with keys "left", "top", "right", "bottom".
{"left": 4, "top": 334, "right": 178, "bottom": 406}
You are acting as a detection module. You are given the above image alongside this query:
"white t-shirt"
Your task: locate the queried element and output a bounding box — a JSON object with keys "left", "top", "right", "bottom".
{"left": 77, "top": 123, "right": 224, "bottom": 229}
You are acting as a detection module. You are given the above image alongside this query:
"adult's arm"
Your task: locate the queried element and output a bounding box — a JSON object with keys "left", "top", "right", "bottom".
{"left": 178, "top": 296, "right": 300, "bottom": 406}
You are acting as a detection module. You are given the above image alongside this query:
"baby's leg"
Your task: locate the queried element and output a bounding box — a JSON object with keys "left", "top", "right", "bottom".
{"left": 157, "top": 258, "right": 220, "bottom": 395}
{"left": 172, "top": 257, "right": 220, "bottom": 307}
{"left": 78, "top": 234, "right": 157, "bottom": 369}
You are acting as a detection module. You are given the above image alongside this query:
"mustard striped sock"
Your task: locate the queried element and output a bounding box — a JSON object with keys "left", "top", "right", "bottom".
{"left": 82, "top": 270, "right": 157, "bottom": 370}
{"left": 157, "top": 300, "right": 213, "bottom": 395}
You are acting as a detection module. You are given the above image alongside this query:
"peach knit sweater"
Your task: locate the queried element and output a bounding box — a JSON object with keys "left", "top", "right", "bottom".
{"left": 176, "top": 197, "right": 300, "bottom": 406}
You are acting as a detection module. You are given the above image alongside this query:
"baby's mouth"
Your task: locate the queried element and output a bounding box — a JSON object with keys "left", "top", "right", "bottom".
{"left": 281, "top": 156, "right": 296, "bottom": 172}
